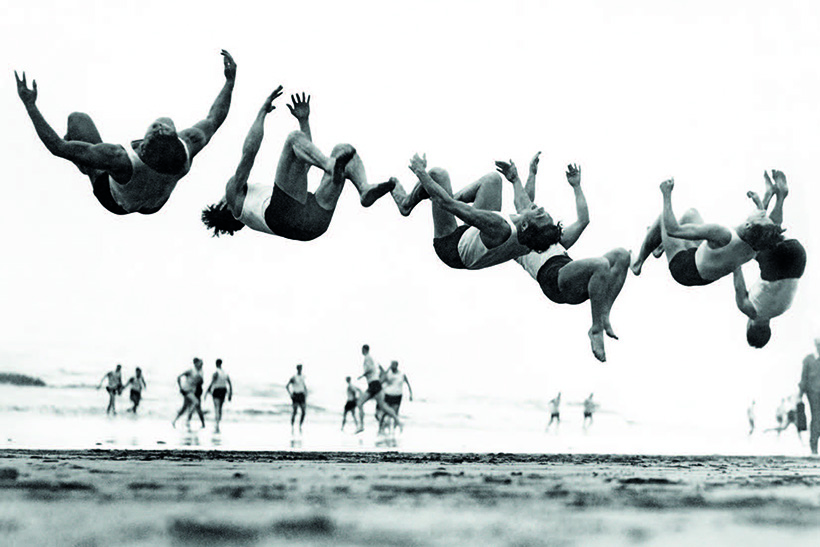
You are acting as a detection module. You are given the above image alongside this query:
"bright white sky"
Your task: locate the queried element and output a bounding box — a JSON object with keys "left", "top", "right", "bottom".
{"left": 2, "top": 0, "right": 819, "bottom": 430}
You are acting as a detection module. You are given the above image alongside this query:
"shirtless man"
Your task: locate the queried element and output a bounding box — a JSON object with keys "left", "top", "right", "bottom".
{"left": 287, "top": 364, "right": 308, "bottom": 435}
{"left": 498, "top": 155, "right": 630, "bottom": 362}
{"left": 391, "top": 153, "right": 561, "bottom": 270}
{"left": 356, "top": 344, "right": 401, "bottom": 433}
{"left": 205, "top": 359, "right": 232, "bottom": 433}
{"left": 122, "top": 367, "right": 147, "bottom": 414}
{"left": 546, "top": 392, "right": 561, "bottom": 431}
{"left": 342, "top": 376, "right": 362, "bottom": 431}
{"left": 201, "top": 90, "right": 395, "bottom": 238}
{"left": 733, "top": 170, "right": 806, "bottom": 348}
{"left": 14, "top": 51, "right": 236, "bottom": 215}
{"left": 173, "top": 358, "right": 205, "bottom": 429}
{"left": 583, "top": 393, "right": 597, "bottom": 431}
{"left": 98, "top": 364, "right": 123, "bottom": 415}
{"left": 631, "top": 178, "right": 784, "bottom": 286}
{"left": 379, "top": 361, "right": 414, "bottom": 435}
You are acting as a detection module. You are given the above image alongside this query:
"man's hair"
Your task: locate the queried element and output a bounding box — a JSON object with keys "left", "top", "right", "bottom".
{"left": 747, "top": 322, "right": 772, "bottom": 348}
{"left": 362, "top": 344, "right": 370, "bottom": 352}
{"left": 520, "top": 221, "right": 563, "bottom": 252}
{"left": 141, "top": 133, "right": 187, "bottom": 174}
{"left": 743, "top": 222, "right": 785, "bottom": 252}
{"left": 345, "top": 376, "right": 351, "bottom": 382}
{"left": 202, "top": 202, "right": 245, "bottom": 237}
{"left": 136, "top": 367, "right": 142, "bottom": 373}
{"left": 216, "top": 359, "right": 222, "bottom": 367}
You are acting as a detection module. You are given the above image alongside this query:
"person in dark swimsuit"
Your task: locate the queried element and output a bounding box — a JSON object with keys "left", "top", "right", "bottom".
{"left": 15, "top": 51, "right": 236, "bottom": 215}
{"left": 202, "top": 90, "right": 396, "bottom": 239}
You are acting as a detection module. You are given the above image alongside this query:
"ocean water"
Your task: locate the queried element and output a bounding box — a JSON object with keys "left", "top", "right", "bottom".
{"left": 0, "top": 366, "right": 809, "bottom": 456}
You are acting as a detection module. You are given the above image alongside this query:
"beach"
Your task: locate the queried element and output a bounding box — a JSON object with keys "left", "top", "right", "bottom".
{"left": 1, "top": 450, "right": 819, "bottom": 546}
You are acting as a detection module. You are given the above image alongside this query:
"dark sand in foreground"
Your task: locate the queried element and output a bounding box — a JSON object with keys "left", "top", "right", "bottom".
{"left": 1, "top": 450, "right": 819, "bottom": 546}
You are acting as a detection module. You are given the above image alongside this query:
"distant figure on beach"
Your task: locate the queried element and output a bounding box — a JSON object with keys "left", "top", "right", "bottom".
{"left": 356, "top": 344, "right": 401, "bottom": 433}
{"left": 14, "top": 51, "right": 236, "bottom": 215}
{"left": 287, "top": 364, "right": 308, "bottom": 435}
{"left": 201, "top": 90, "right": 396, "bottom": 239}
{"left": 379, "top": 361, "right": 414, "bottom": 435}
{"left": 547, "top": 393, "right": 561, "bottom": 432}
{"left": 747, "top": 400, "right": 756, "bottom": 435}
{"left": 173, "top": 358, "right": 205, "bottom": 429}
{"left": 497, "top": 157, "right": 629, "bottom": 362}
{"left": 766, "top": 396, "right": 803, "bottom": 441}
{"left": 205, "top": 359, "right": 232, "bottom": 433}
{"left": 631, "top": 178, "right": 784, "bottom": 287}
{"left": 799, "top": 338, "right": 820, "bottom": 455}
{"left": 342, "top": 376, "right": 362, "bottom": 432}
{"left": 392, "top": 153, "right": 560, "bottom": 270}
{"left": 122, "top": 367, "right": 147, "bottom": 414}
{"left": 583, "top": 393, "right": 597, "bottom": 431}
{"left": 733, "top": 170, "right": 805, "bottom": 348}
{"left": 98, "top": 364, "right": 123, "bottom": 415}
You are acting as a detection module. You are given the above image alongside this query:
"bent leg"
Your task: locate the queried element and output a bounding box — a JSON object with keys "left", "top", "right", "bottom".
{"left": 314, "top": 145, "right": 392, "bottom": 210}
{"left": 273, "top": 130, "right": 333, "bottom": 204}
{"left": 428, "top": 168, "right": 460, "bottom": 238}
{"left": 65, "top": 112, "right": 103, "bottom": 178}
{"left": 632, "top": 209, "right": 702, "bottom": 275}
{"left": 391, "top": 178, "right": 429, "bottom": 216}
{"left": 453, "top": 172, "right": 503, "bottom": 212}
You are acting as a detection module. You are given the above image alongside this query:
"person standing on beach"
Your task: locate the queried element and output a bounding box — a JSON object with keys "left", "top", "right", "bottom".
{"left": 356, "top": 344, "right": 401, "bottom": 433}
{"left": 380, "top": 361, "right": 413, "bottom": 435}
{"left": 546, "top": 393, "right": 561, "bottom": 432}
{"left": 122, "top": 367, "right": 147, "bottom": 414}
{"left": 287, "top": 364, "right": 308, "bottom": 435}
{"left": 799, "top": 338, "right": 820, "bottom": 455}
{"left": 747, "top": 400, "right": 756, "bottom": 435}
{"left": 173, "top": 358, "right": 205, "bottom": 429}
{"left": 205, "top": 359, "right": 232, "bottom": 433}
{"left": 98, "top": 364, "right": 123, "bottom": 415}
{"left": 583, "top": 393, "right": 597, "bottom": 431}
{"left": 14, "top": 51, "right": 236, "bottom": 216}
{"left": 342, "top": 376, "right": 362, "bottom": 432}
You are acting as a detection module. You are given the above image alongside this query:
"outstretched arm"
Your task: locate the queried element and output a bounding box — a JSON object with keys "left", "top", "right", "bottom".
{"left": 179, "top": 50, "right": 237, "bottom": 159}
{"left": 732, "top": 268, "right": 758, "bottom": 319}
{"left": 409, "top": 154, "right": 510, "bottom": 245}
{"left": 495, "top": 159, "right": 534, "bottom": 213}
{"left": 660, "top": 179, "right": 732, "bottom": 246}
{"left": 15, "top": 71, "right": 130, "bottom": 177}
{"left": 559, "top": 164, "right": 589, "bottom": 249}
{"left": 225, "top": 87, "right": 283, "bottom": 215}
{"left": 525, "top": 151, "right": 541, "bottom": 202}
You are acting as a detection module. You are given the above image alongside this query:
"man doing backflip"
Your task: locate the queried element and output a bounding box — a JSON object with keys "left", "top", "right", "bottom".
{"left": 201, "top": 90, "right": 395, "bottom": 239}
{"left": 15, "top": 51, "right": 236, "bottom": 215}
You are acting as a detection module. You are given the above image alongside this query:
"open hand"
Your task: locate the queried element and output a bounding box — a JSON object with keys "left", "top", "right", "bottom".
{"left": 746, "top": 190, "right": 764, "bottom": 209}
{"left": 221, "top": 50, "right": 237, "bottom": 80}
{"left": 14, "top": 71, "right": 37, "bottom": 106}
{"left": 287, "top": 92, "right": 311, "bottom": 120}
{"left": 659, "top": 178, "right": 674, "bottom": 194}
{"left": 262, "top": 86, "right": 284, "bottom": 113}
{"left": 494, "top": 159, "right": 519, "bottom": 182}
{"left": 566, "top": 164, "right": 581, "bottom": 186}
{"left": 529, "top": 151, "right": 542, "bottom": 175}
{"left": 408, "top": 153, "right": 427, "bottom": 174}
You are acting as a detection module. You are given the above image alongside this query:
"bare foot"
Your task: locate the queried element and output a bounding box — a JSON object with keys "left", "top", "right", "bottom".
{"left": 331, "top": 145, "right": 356, "bottom": 186}
{"left": 361, "top": 178, "right": 397, "bottom": 207}
{"left": 588, "top": 328, "right": 606, "bottom": 362}
{"left": 603, "top": 319, "right": 618, "bottom": 340}
{"left": 652, "top": 244, "right": 664, "bottom": 258}
{"left": 630, "top": 253, "right": 644, "bottom": 276}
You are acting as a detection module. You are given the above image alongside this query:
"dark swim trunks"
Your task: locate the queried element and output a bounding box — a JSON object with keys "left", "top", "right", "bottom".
{"left": 756, "top": 239, "right": 806, "bottom": 281}
{"left": 212, "top": 387, "right": 227, "bottom": 402}
{"left": 433, "top": 225, "right": 470, "bottom": 269}
{"left": 536, "top": 255, "right": 589, "bottom": 305}
{"left": 291, "top": 392, "right": 306, "bottom": 405}
{"left": 91, "top": 172, "right": 130, "bottom": 216}
{"left": 384, "top": 394, "right": 402, "bottom": 410}
{"left": 584, "top": 412, "right": 592, "bottom": 419}
{"left": 344, "top": 400, "right": 356, "bottom": 413}
{"left": 106, "top": 386, "right": 118, "bottom": 395}
{"left": 550, "top": 413, "right": 560, "bottom": 419}
{"left": 130, "top": 389, "right": 141, "bottom": 405}
{"left": 264, "top": 186, "right": 334, "bottom": 241}
{"left": 367, "top": 380, "right": 382, "bottom": 396}
{"left": 668, "top": 248, "right": 713, "bottom": 287}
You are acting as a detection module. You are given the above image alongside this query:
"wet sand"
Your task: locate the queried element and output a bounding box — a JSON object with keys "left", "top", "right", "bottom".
{"left": 1, "top": 450, "right": 819, "bottom": 546}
